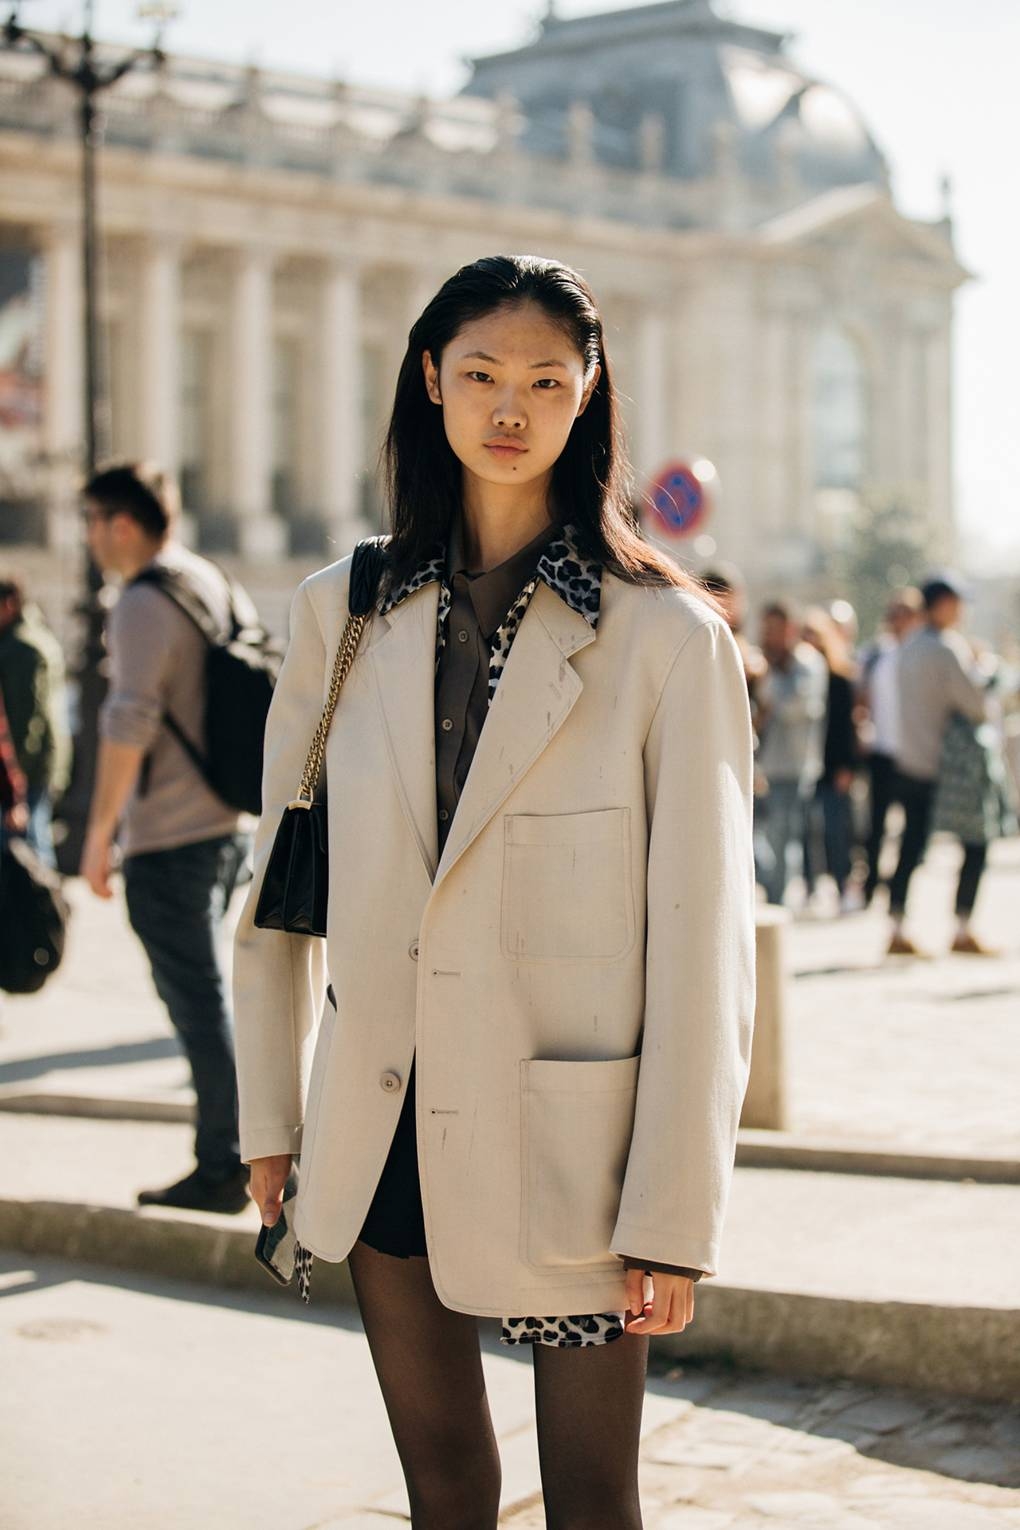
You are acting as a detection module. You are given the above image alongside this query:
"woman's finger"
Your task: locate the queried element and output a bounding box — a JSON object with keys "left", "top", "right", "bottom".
{"left": 625, "top": 1282, "right": 670, "bottom": 1335}
{"left": 254, "top": 1172, "right": 287, "bottom": 1227}
{"left": 624, "top": 1267, "right": 645, "bottom": 1317}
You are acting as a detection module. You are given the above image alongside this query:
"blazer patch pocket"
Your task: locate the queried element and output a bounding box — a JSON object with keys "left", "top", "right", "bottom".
{"left": 501, "top": 807, "right": 635, "bottom": 961}
{"left": 520, "top": 1054, "right": 641, "bottom": 1272}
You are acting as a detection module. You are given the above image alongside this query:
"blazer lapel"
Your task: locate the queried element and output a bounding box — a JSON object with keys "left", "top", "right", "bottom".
{"left": 368, "top": 580, "right": 440, "bottom": 883}
{"left": 433, "top": 580, "right": 596, "bottom": 892}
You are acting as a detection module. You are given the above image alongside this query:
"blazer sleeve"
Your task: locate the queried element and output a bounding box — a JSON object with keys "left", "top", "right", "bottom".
{"left": 610, "top": 615, "right": 756, "bottom": 1277}
{"left": 232, "top": 578, "right": 331, "bottom": 1163}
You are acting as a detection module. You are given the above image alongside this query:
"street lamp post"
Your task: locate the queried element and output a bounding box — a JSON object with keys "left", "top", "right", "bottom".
{"left": 1, "top": 0, "right": 178, "bottom": 872}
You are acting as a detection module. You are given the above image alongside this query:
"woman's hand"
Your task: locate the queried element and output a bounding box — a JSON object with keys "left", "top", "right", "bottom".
{"left": 623, "top": 1269, "right": 695, "bottom": 1335}
{"left": 249, "top": 1154, "right": 293, "bottom": 1227}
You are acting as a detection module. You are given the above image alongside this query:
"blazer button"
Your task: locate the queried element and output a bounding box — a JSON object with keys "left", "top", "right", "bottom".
{"left": 379, "top": 1071, "right": 402, "bottom": 1093}
{"left": 408, "top": 940, "right": 419, "bottom": 960}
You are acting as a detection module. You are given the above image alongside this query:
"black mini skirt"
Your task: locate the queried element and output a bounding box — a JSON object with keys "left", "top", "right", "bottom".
{"left": 357, "top": 1056, "right": 428, "bottom": 1258}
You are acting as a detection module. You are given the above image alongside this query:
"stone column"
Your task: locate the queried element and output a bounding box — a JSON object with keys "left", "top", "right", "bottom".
{"left": 318, "top": 257, "right": 365, "bottom": 548}
{"left": 925, "top": 317, "right": 955, "bottom": 561}
{"left": 229, "top": 247, "right": 284, "bottom": 558}
{"left": 42, "top": 220, "right": 84, "bottom": 551}
{"left": 137, "top": 236, "right": 181, "bottom": 479}
{"left": 741, "top": 907, "right": 790, "bottom": 1131}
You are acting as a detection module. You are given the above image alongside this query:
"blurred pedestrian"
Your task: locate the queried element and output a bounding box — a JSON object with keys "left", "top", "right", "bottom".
{"left": 0, "top": 685, "right": 27, "bottom": 840}
{"left": 857, "top": 588, "right": 923, "bottom": 903}
{"left": 702, "top": 564, "right": 769, "bottom": 737}
{"left": 80, "top": 463, "right": 253, "bottom": 1212}
{"left": 0, "top": 569, "right": 71, "bottom": 866}
{"left": 802, "top": 606, "right": 860, "bottom": 911}
{"left": 886, "top": 574, "right": 992, "bottom": 956}
{"left": 755, "top": 600, "right": 828, "bottom": 906}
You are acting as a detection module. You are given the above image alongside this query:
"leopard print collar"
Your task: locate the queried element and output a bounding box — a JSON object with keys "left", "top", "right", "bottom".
{"left": 377, "top": 520, "right": 603, "bottom": 630}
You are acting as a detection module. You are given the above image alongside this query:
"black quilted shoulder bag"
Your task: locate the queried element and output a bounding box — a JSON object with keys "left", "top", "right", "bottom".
{"left": 253, "top": 536, "right": 391, "bottom": 937}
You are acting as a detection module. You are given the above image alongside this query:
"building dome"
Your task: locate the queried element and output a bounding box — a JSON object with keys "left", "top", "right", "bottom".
{"left": 462, "top": 0, "right": 888, "bottom": 194}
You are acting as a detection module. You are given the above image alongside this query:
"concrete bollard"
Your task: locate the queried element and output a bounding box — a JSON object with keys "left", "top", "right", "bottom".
{"left": 741, "top": 905, "right": 791, "bottom": 1131}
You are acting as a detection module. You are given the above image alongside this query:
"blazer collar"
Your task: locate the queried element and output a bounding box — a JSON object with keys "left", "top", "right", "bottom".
{"left": 367, "top": 521, "right": 602, "bottom": 890}
{"left": 377, "top": 519, "right": 603, "bottom": 631}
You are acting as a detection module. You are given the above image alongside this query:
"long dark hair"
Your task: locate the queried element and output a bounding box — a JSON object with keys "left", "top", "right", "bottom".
{"left": 382, "top": 253, "right": 711, "bottom": 602}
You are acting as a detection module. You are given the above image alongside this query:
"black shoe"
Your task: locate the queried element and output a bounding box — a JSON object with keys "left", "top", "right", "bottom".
{"left": 137, "top": 1166, "right": 250, "bottom": 1215}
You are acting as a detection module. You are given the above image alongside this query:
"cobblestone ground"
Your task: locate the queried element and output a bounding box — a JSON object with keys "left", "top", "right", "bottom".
{"left": 504, "top": 1364, "right": 1020, "bottom": 1529}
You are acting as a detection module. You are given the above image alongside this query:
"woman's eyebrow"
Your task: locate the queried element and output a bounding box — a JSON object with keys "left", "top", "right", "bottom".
{"left": 460, "top": 351, "right": 568, "bottom": 370}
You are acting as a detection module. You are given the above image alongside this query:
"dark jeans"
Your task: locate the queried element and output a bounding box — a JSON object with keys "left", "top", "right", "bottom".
{"left": 757, "top": 779, "right": 812, "bottom": 906}
{"left": 807, "top": 781, "right": 854, "bottom": 896}
{"left": 887, "top": 773, "right": 987, "bottom": 918}
{"left": 864, "top": 751, "right": 900, "bottom": 898}
{"left": 124, "top": 832, "right": 250, "bottom": 1180}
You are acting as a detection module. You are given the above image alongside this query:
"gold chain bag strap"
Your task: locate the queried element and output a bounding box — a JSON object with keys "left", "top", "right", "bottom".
{"left": 253, "top": 536, "right": 391, "bottom": 937}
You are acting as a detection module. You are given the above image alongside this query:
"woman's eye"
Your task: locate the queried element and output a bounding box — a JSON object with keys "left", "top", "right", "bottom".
{"left": 466, "top": 371, "right": 492, "bottom": 383}
{"left": 534, "top": 378, "right": 561, "bottom": 390}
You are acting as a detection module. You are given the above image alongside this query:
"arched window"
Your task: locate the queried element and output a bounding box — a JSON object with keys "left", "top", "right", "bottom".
{"left": 811, "top": 326, "right": 868, "bottom": 490}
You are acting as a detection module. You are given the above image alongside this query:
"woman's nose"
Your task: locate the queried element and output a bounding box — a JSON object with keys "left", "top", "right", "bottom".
{"left": 493, "top": 394, "right": 526, "bottom": 429}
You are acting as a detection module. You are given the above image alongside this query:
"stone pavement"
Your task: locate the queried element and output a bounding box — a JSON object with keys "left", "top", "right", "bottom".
{"left": 783, "top": 836, "right": 1020, "bottom": 1159}
{"left": 508, "top": 1363, "right": 1020, "bottom": 1530}
{"left": 5, "top": 1251, "right": 1018, "bottom": 1530}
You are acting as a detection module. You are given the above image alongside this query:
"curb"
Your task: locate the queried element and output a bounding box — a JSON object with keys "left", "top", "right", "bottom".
{"left": 735, "top": 1130, "right": 1020, "bottom": 1185}
{"left": 2, "top": 1195, "right": 1016, "bottom": 1403}
{"left": 2, "top": 1091, "right": 1017, "bottom": 1185}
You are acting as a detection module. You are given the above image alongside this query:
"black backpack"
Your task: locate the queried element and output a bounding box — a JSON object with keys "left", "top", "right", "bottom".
{"left": 132, "top": 565, "right": 284, "bottom": 816}
{"left": 0, "top": 837, "right": 69, "bottom": 994}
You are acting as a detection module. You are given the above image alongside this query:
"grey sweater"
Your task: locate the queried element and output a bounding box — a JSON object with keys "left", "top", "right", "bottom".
{"left": 755, "top": 643, "right": 828, "bottom": 789}
{"left": 895, "top": 624, "right": 987, "bottom": 782}
{"left": 99, "top": 544, "right": 241, "bottom": 857}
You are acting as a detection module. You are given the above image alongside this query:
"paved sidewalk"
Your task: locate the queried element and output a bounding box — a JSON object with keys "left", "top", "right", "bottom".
{"left": 4, "top": 1107, "right": 1019, "bottom": 1401}
{"left": 2, "top": 838, "right": 1017, "bottom": 1158}
{"left": 2, "top": 837, "right": 1018, "bottom": 1402}
{"left": 6, "top": 1251, "right": 1018, "bottom": 1530}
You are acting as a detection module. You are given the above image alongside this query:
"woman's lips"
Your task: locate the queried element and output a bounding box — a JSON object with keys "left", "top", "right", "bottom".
{"left": 484, "top": 441, "right": 528, "bottom": 459}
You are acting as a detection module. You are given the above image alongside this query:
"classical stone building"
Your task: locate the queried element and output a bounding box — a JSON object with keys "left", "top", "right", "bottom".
{"left": 0, "top": 0, "right": 968, "bottom": 584}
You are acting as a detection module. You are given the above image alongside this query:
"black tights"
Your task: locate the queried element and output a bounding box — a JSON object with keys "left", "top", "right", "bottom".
{"left": 347, "top": 1240, "right": 648, "bottom": 1530}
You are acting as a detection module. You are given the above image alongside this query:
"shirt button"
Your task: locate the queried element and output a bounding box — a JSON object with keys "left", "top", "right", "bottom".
{"left": 379, "top": 1072, "right": 402, "bottom": 1093}
{"left": 457, "top": 630, "right": 469, "bottom": 642}
{"left": 438, "top": 808, "right": 449, "bottom": 821}
{"left": 408, "top": 939, "right": 419, "bottom": 960}
{"left": 441, "top": 717, "right": 454, "bottom": 731}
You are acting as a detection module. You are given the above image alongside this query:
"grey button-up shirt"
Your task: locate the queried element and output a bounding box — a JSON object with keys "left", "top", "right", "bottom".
{"left": 434, "top": 516, "right": 558, "bottom": 857}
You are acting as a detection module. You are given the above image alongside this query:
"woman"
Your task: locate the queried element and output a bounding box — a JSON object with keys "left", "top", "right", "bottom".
{"left": 233, "top": 255, "right": 755, "bottom": 1528}
{"left": 802, "top": 606, "right": 860, "bottom": 912}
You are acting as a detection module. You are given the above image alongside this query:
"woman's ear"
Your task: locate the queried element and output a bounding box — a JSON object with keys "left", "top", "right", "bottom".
{"left": 422, "top": 350, "right": 443, "bottom": 406}
{"left": 576, "top": 361, "right": 602, "bottom": 418}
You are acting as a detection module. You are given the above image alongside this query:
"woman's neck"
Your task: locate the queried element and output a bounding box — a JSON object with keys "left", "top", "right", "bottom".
{"left": 459, "top": 470, "right": 556, "bottom": 573}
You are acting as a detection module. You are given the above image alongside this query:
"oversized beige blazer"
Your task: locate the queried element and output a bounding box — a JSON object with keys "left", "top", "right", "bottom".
{"left": 233, "top": 550, "right": 756, "bottom": 1318}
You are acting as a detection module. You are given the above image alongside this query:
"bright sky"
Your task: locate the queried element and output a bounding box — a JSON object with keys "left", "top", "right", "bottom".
{"left": 17, "top": 0, "right": 1020, "bottom": 571}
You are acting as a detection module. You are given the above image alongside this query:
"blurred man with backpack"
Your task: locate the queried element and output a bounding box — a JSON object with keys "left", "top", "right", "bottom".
{"left": 81, "top": 463, "right": 277, "bottom": 1213}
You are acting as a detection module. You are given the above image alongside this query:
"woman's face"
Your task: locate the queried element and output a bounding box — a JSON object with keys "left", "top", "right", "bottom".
{"left": 422, "top": 301, "right": 600, "bottom": 497}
